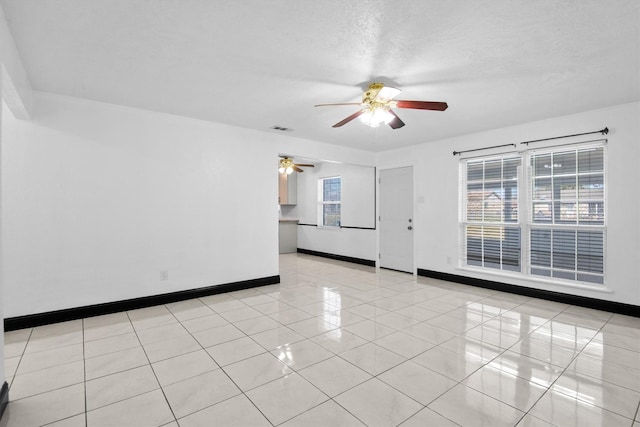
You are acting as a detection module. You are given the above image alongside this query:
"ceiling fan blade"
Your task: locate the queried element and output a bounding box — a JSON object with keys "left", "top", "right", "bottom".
{"left": 387, "top": 110, "right": 405, "bottom": 129}
{"left": 292, "top": 166, "right": 304, "bottom": 173}
{"left": 332, "top": 110, "right": 365, "bottom": 127}
{"left": 375, "top": 86, "right": 402, "bottom": 102}
{"left": 314, "top": 103, "right": 362, "bottom": 107}
{"left": 294, "top": 164, "right": 315, "bottom": 167}
{"left": 395, "top": 100, "right": 448, "bottom": 111}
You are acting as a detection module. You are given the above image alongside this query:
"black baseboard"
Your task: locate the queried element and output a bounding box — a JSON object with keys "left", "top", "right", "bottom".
{"left": 0, "top": 381, "right": 8, "bottom": 421}
{"left": 297, "top": 248, "right": 376, "bottom": 267}
{"left": 380, "top": 266, "right": 413, "bottom": 274}
{"left": 4, "top": 275, "right": 280, "bottom": 331}
{"left": 417, "top": 269, "right": 640, "bottom": 318}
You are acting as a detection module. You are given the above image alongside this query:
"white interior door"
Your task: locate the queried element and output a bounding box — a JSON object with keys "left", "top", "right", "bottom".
{"left": 379, "top": 166, "right": 414, "bottom": 272}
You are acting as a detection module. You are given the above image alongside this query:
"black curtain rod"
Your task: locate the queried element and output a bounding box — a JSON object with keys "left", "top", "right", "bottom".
{"left": 452, "top": 127, "right": 608, "bottom": 156}
{"left": 520, "top": 127, "right": 608, "bottom": 145}
{"left": 453, "top": 143, "right": 516, "bottom": 156}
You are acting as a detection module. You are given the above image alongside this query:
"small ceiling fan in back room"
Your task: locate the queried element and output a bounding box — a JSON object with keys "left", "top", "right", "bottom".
{"left": 315, "top": 82, "right": 448, "bottom": 129}
{"left": 278, "top": 156, "right": 315, "bottom": 174}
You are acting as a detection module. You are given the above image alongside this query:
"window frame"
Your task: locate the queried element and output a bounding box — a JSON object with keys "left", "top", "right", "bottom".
{"left": 318, "top": 176, "right": 342, "bottom": 229}
{"left": 459, "top": 141, "right": 607, "bottom": 288}
{"left": 460, "top": 155, "right": 523, "bottom": 273}
{"left": 526, "top": 143, "right": 607, "bottom": 284}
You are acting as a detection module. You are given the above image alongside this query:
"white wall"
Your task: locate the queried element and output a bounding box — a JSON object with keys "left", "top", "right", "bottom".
{"left": 0, "top": 89, "right": 5, "bottom": 388}
{"left": 289, "top": 162, "right": 376, "bottom": 261}
{"left": 0, "top": 4, "right": 31, "bottom": 119}
{"left": 377, "top": 102, "right": 640, "bottom": 305}
{"left": 1, "top": 92, "right": 378, "bottom": 318}
{"left": 1, "top": 1, "right": 32, "bottom": 389}
{"left": 1, "top": 92, "right": 281, "bottom": 318}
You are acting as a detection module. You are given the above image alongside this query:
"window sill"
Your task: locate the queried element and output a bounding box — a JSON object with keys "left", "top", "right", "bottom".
{"left": 456, "top": 266, "right": 614, "bottom": 294}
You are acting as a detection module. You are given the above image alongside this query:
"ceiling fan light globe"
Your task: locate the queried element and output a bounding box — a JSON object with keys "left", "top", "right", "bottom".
{"left": 278, "top": 167, "right": 285, "bottom": 174}
{"left": 359, "top": 107, "right": 393, "bottom": 127}
{"left": 381, "top": 109, "right": 394, "bottom": 124}
{"left": 372, "top": 109, "right": 385, "bottom": 125}
{"left": 359, "top": 110, "right": 373, "bottom": 126}
{"left": 286, "top": 166, "right": 293, "bottom": 174}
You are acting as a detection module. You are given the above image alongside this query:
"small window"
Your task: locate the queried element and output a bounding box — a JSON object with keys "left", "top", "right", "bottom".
{"left": 318, "top": 176, "right": 341, "bottom": 227}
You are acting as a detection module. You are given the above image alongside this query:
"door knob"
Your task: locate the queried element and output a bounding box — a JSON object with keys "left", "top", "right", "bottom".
{"left": 408, "top": 226, "right": 413, "bottom": 230}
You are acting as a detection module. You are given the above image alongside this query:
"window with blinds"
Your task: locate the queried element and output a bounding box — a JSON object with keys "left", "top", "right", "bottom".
{"left": 529, "top": 146, "right": 605, "bottom": 284}
{"left": 460, "top": 143, "right": 606, "bottom": 286}
{"left": 462, "top": 156, "right": 522, "bottom": 272}
{"left": 318, "top": 176, "right": 341, "bottom": 227}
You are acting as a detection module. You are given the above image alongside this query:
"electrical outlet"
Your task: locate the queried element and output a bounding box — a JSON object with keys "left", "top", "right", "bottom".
{"left": 160, "top": 270, "right": 168, "bottom": 281}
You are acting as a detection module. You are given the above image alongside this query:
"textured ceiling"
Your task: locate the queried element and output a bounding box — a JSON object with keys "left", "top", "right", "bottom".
{"left": 2, "top": 0, "right": 639, "bottom": 151}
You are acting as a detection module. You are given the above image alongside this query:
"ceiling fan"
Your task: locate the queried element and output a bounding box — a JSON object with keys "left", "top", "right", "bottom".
{"left": 279, "top": 157, "right": 315, "bottom": 174}
{"left": 315, "top": 82, "right": 448, "bottom": 129}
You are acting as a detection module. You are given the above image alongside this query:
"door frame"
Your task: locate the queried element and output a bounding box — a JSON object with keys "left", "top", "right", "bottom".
{"left": 376, "top": 163, "right": 417, "bottom": 274}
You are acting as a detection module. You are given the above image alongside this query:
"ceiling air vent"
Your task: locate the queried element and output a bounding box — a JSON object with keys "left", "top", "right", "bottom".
{"left": 270, "top": 125, "right": 293, "bottom": 132}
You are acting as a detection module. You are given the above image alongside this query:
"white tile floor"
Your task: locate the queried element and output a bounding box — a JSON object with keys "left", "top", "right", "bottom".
{"left": 2, "top": 253, "right": 640, "bottom": 426}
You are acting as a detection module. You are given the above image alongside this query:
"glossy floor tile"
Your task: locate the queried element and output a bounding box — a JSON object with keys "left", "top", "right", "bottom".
{"left": 3, "top": 253, "right": 640, "bottom": 426}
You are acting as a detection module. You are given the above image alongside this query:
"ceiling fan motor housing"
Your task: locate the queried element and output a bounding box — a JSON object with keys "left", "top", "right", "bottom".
{"left": 363, "top": 82, "right": 385, "bottom": 104}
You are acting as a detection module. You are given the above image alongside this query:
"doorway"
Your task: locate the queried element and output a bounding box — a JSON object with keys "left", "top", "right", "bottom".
{"left": 379, "top": 166, "right": 414, "bottom": 273}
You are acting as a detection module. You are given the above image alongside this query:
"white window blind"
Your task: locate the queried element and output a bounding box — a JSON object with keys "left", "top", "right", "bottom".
{"left": 460, "top": 142, "right": 606, "bottom": 286}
